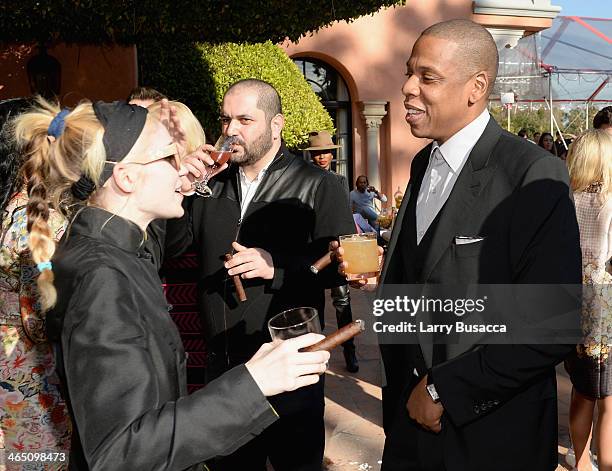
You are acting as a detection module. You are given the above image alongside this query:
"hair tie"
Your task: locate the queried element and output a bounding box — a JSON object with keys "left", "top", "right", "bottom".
{"left": 37, "top": 261, "right": 53, "bottom": 272}
{"left": 71, "top": 174, "right": 97, "bottom": 200}
{"left": 47, "top": 109, "right": 70, "bottom": 139}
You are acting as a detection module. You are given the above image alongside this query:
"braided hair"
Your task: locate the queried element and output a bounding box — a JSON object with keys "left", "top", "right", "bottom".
{"left": 12, "top": 97, "right": 106, "bottom": 309}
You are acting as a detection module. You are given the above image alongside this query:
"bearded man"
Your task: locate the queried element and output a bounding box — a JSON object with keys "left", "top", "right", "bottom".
{"left": 165, "top": 79, "right": 354, "bottom": 470}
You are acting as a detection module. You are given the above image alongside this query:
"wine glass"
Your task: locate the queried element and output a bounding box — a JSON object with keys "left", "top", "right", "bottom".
{"left": 192, "top": 135, "right": 237, "bottom": 197}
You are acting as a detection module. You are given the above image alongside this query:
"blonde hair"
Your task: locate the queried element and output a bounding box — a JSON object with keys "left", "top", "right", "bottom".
{"left": 148, "top": 101, "right": 205, "bottom": 154}
{"left": 567, "top": 129, "right": 612, "bottom": 194}
{"left": 12, "top": 97, "right": 106, "bottom": 310}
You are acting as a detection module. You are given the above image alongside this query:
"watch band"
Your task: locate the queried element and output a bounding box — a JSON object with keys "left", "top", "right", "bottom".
{"left": 426, "top": 383, "right": 441, "bottom": 403}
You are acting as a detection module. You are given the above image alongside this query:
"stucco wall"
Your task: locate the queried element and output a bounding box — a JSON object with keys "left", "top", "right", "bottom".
{"left": 283, "top": 0, "right": 553, "bottom": 198}
{"left": 283, "top": 0, "right": 477, "bottom": 197}
{"left": 0, "top": 44, "right": 137, "bottom": 107}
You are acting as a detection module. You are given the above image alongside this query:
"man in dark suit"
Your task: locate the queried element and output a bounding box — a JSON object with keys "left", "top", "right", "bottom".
{"left": 375, "top": 19, "right": 581, "bottom": 471}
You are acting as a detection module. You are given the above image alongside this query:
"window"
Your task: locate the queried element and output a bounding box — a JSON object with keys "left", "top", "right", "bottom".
{"left": 293, "top": 57, "right": 353, "bottom": 183}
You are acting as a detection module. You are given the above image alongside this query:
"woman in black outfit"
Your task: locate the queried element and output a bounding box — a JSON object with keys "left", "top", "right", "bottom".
{"left": 12, "top": 98, "right": 329, "bottom": 471}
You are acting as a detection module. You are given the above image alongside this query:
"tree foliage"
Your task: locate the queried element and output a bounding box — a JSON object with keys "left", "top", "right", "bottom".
{"left": 489, "top": 103, "right": 602, "bottom": 137}
{"left": 138, "top": 40, "right": 334, "bottom": 149}
{"left": 0, "top": 1, "right": 404, "bottom": 45}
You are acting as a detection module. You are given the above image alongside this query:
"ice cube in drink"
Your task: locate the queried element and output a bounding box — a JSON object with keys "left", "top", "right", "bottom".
{"left": 339, "top": 233, "right": 380, "bottom": 280}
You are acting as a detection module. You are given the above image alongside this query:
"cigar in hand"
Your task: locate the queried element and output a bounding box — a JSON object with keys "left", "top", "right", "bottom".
{"left": 225, "top": 253, "right": 247, "bottom": 302}
{"left": 310, "top": 251, "right": 333, "bottom": 274}
{"left": 300, "top": 320, "right": 365, "bottom": 352}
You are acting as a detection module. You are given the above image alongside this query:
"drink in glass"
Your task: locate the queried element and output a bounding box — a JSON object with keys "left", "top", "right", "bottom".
{"left": 339, "top": 232, "right": 380, "bottom": 280}
{"left": 209, "top": 150, "right": 232, "bottom": 167}
{"left": 192, "top": 136, "right": 237, "bottom": 197}
{"left": 268, "top": 307, "right": 321, "bottom": 341}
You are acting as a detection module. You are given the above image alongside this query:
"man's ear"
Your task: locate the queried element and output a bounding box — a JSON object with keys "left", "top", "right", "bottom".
{"left": 109, "top": 163, "right": 139, "bottom": 194}
{"left": 468, "top": 70, "right": 489, "bottom": 105}
{"left": 271, "top": 114, "right": 285, "bottom": 140}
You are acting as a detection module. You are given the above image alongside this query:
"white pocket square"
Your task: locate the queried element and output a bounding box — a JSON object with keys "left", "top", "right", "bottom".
{"left": 454, "top": 236, "right": 485, "bottom": 245}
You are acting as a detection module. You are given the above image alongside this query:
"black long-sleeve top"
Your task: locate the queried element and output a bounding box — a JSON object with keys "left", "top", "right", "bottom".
{"left": 47, "top": 206, "right": 277, "bottom": 471}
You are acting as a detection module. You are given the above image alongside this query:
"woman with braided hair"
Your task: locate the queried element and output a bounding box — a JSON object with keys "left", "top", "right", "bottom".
{"left": 12, "top": 97, "right": 329, "bottom": 471}
{"left": 0, "top": 98, "right": 71, "bottom": 470}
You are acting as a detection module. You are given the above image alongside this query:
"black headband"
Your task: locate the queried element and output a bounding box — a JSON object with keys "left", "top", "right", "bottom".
{"left": 94, "top": 101, "right": 148, "bottom": 184}
{"left": 72, "top": 101, "right": 148, "bottom": 200}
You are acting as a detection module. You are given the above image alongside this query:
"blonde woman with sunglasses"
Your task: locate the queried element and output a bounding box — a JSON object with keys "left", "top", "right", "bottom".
{"left": 12, "top": 98, "right": 329, "bottom": 471}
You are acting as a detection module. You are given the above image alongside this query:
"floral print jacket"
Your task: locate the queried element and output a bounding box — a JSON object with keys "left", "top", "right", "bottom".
{"left": 0, "top": 190, "right": 71, "bottom": 470}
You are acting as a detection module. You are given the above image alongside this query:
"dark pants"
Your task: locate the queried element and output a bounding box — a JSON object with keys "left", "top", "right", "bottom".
{"left": 382, "top": 422, "right": 446, "bottom": 471}
{"left": 330, "top": 284, "right": 354, "bottom": 350}
{"left": 381, "top": 380, "right": 446, "bottom": 471}
{"left": 209, "top": 380, "right": 325, "bottom": 471}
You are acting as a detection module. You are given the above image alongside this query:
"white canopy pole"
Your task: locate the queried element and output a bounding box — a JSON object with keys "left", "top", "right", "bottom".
{"left": 586, "top": 102, "right": 589, "bottom": 131}
{"left": 548, "top": 73, "right": 553, "bottom": 135}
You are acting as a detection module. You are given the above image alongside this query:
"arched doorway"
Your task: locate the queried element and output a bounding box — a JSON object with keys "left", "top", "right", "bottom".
{"left": 293, "top": 57, "right": 353, "bottom": 185}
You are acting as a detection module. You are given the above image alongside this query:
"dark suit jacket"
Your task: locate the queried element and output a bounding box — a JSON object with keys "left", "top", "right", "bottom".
{"left": 379, "top": 118, "right": 581, "bottom": 471}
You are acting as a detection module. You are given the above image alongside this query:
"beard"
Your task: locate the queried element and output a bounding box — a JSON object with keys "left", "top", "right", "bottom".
{"left": 230, "top": 126, "right": 274, "bottom": 166}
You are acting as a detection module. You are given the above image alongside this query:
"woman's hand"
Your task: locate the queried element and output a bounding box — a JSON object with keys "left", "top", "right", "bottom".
{"left": 245, "top": 333, "right": 330, "bottom": 397}
{"left": 159, "top": 99, "right": 188, "bottom": 157}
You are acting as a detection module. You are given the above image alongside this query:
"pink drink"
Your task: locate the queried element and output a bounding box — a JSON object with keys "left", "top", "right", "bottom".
{"left": 210, "top": 150, "right": 232, "bottom": 167}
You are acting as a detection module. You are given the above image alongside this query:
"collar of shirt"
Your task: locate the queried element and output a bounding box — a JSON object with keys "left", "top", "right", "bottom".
{"left": 238, "top": 158, "right": 275, "bottom": 217}
{"left": 430, "top": 109, "right": 490, "bottom": 173}
{"left": 238, "top": 158, "right": 275, "bottom": 185}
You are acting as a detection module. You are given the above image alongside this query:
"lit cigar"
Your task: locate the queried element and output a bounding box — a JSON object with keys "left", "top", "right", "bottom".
{"left": 310, "top": 251, "right": 333, "bottom": 274}
{"left": 225, "top": 253, "right": 247, "bottom": 302}
{"left": 300, "top": 320, "right": 365, "bottom": 352}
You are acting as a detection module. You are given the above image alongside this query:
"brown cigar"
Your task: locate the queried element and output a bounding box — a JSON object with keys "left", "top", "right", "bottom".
{"left": 300, "top": 320, "right": 365, "bottom": 352}
{"left": 225, "top": 253, "right": 247, "bottom": 302}
{"left": 310, "top": 251, "right": 333, "bottom": 274}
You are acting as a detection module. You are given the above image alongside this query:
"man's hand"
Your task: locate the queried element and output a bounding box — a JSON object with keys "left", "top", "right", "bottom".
{"left": 226, "top": 241, "right": 274, "bottom": 280}
{"left": 179, "top": 144, "right": 228, "bottom": 194}
{"left": 329, "top": 240, "right": 383, "bottom": 290}
{"left": 406, "top": 375, "right": 444, "bottom": 433}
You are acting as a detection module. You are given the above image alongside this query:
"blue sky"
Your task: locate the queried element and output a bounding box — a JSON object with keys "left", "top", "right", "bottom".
{"left": 554, "top": 0, "right": 611, "bottom": 18}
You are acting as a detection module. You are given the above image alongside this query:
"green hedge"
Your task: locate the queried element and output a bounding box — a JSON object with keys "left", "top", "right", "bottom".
{"left": 138, "top": 40, "right": 334, "bottom": 150}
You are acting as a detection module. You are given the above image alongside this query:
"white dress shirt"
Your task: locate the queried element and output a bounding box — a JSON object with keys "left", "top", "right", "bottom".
{"left": 238, "top": 160, "right": 274, "bottom": 218}
{"left": 415, "top": 109, "right": 490, "bottom": 244}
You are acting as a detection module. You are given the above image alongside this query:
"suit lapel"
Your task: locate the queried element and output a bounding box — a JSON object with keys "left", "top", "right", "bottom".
{"left": 420, "top": 118, "right": 502, "bottom": 282}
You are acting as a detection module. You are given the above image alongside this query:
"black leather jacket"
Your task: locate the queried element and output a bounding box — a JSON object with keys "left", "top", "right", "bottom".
{"left": 165, "top": 145, "right": 355, "bottom": 375}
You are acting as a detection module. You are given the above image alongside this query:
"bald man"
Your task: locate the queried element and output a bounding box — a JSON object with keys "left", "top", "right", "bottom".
{"left": 165, "top": 79, "right": 354, "bottom": 471}
{"left": 377, "top": 19, "right": 581, "bottom": 470}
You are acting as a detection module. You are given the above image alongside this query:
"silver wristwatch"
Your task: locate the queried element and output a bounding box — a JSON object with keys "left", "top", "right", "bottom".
{"left": 426, "top": 383, "right": 441, "bottom": 403}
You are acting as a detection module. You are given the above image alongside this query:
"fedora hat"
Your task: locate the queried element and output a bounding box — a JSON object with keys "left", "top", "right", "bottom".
{"left": 304, "top": 130, "right": 341, "bottom": 151}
